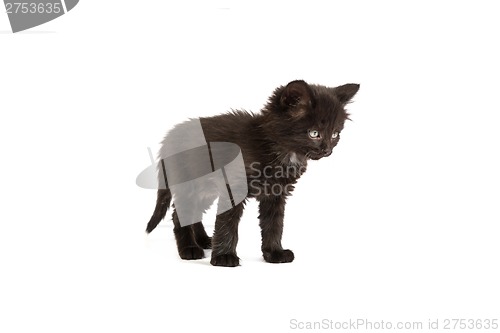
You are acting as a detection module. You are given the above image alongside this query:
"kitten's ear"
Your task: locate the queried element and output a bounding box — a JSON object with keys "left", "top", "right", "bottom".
{"left": 334, "top": 83, "right": 360, "bottom": 105}
{"left": 280, "top": 80, "right": 312, "bottom": 108}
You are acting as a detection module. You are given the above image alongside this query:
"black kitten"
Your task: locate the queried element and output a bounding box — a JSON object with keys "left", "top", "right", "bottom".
{"left": 145, "top": 80, "right": 359, "bottom": 267}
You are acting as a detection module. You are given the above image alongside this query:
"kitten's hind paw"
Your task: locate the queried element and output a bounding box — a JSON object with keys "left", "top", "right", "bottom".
{"left": 263, "top": 249, "right": 294, "bottom": 263}
{"left": 179, "top": 246, "right": 205, "bottom": 260}
{"left": 210, "top": 254, "right": 240, "bottom": 267}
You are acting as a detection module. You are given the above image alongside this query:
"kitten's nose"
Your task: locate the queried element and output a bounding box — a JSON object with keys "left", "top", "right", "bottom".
{"left": 322, "top": 148, "right": 332, "bottom": 157}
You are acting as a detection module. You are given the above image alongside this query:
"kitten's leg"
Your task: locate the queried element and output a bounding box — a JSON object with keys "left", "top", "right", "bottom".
{"left": 192, "top": 222, "right": 211, "bottom": 249}
{"left": 259, "top": 196, "right": 294, "bottom": 263}
{"left": 172, "top": 208, "right": 205, "bottom": 260}
{"left": 191, "top": 194, "right": 217, "bottom": 249}
{"left": 210, "top": 202, "right": 245, "bottom": 267}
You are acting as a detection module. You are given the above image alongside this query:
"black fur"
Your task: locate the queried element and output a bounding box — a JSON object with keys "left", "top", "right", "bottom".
{"left": 145, "top": 80, "right": 359, "bottom": 267}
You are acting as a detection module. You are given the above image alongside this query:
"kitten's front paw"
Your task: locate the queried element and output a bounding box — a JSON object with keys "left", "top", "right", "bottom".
{"left": 263, "top": 249, "right": 294, "bottom": 263}
{"left": 211, "top": 254, "right": 240, "bottom": 267}
{"left": 179, "top": 246, "right": 205, "bottom": 260}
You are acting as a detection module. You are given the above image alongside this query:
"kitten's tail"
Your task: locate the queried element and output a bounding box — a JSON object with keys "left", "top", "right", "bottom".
{"left": 146, "top": 188, "right": 172, "bottom": 233}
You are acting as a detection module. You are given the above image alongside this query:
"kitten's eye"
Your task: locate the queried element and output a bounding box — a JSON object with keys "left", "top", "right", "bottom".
{"left": 308, "top": 129, "right": 320, "bottom": 139}
{"left": 331, "top": 132, "right": 339, "bottom": 139}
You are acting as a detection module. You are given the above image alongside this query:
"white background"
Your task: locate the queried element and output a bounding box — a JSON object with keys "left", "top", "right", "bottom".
{"left": 1, "top": 1, "right": 499, "bottom": 332}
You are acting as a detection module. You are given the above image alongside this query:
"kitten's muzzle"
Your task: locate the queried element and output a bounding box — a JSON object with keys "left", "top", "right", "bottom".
{"left": 321, "top": 148, "right": 332, "bottom": 157}
{"left": 309, "top": 149, "right": 332, "bottom": 160}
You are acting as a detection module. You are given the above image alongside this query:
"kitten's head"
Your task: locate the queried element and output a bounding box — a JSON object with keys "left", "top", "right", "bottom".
{"left": 263, "top": 80, "right": 360, "bottom": 161}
